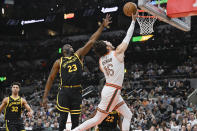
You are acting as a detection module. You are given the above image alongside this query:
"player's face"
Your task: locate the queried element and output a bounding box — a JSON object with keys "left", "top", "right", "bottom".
{"left": 12, "top": 85, "right": 20, "bottom": 94}
{"left": 63, "top": 44, "right": 74, "bottom": 54}
{"left": 104, "top": 41, "right": 115, "bottom": 50}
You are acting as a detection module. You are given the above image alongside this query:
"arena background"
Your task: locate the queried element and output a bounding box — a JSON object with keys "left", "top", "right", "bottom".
{"left": 0, "top": 0, "right": 197, "bottom": 130}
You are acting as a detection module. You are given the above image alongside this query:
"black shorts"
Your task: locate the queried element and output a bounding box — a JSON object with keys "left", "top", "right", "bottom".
{"left": 5, "top": 119, "right": 25, "bottom": 131}
{"left": 98, "top": 127, "right": 120, "bottom": 131}
{"left": 56, "top": 87, "right": 82, "bottom": 114}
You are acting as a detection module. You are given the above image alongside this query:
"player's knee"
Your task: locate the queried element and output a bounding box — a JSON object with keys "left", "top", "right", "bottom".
{"left": 124, "top": 111, "right": 132, "bottom": 120}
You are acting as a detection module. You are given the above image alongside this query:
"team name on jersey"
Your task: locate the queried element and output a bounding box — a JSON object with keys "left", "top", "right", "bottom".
{"left": 9, "top": 102, "right": 21, "bottom": 107}
{"left": 62, "top": 57, "right": 77, "bottom": 68}
{"left": 102, "top": 58, "right": 112, "bottom": 66}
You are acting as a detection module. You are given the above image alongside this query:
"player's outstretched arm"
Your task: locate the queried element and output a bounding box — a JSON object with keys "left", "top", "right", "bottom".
{"left": 22, "top": 98, "right": 33, "bottom": 118}
{"left": 116, "top": 12, "right": 138, "bottom": 55}
{"left": 43, "top": 59, "right": 60, "bottom": 107}
{"left": 75, "top": 14, "right": 112, "bottom": 58}
{"left": 0, "top": 97, "right": 8, "bottom": 113}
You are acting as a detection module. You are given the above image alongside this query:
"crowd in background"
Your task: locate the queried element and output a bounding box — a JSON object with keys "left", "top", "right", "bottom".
{"left": 1, "top": 73, "right": 197, "bottom": 131}
{"left": 0, "top": 15, "right": 197, "bottom": 131}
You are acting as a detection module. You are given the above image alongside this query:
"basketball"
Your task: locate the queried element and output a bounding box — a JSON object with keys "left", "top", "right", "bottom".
{"left": 123, "top": 2, "right": 137, "bottom": 17}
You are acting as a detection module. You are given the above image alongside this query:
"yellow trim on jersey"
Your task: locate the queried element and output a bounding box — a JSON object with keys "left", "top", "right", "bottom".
{"left": 109, "top": 111, "right": 118, "bottom": 115}
{"left": 62, "top": 85, "right": 81, "bottom": 88}
{"left": 21, "top": 130, "right": 26, "bottom": 131}
{"left": 59, "top": 57, "right": 63, "bottom": 87}
{"left": 6, "top": 120, "right": 9, "bottom": 131}
{"left": 74, "top": 53, "right": 83, "bottom": 67}
{"left": 56, "top": 106, "right": 69, "bottom": 112}
{"left": 21, "top": 97, "right": 23, "bottom": 114}
{"left": 21, "top": 97, "right": 22, "bottom": 108}
{"left": 56, "top": 92, "right": 70, "bottom": 110}
{"left": 70, "top": 112, "right": 81, "bottom": 114}
{"left": 64, "top": 56, "right": 74, "bottom": 59}
{"left": 70, "top": 109, "right": 81, "bottom": 111}
{"left": 97, "top": 128, "right": 99, "bottom": 131}
{"left": 4, "top": 97, "right": 9, "bottom": 120}
{"left": 10, "top": 96, "right": 20, "bottom": 101}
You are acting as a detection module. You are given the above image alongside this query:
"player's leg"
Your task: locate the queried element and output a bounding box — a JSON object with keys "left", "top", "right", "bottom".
{"left": 72, "top": 110, "right": 108, "bottom": 131}
{"left": 72, "top": 87, "right": 119, "bottom": 131}
{"left": 70, "top": 88, "right": 82, "bottom": 129}
{"left": 59, "top": 112, "right": 69, "bottom": 131}
{"left": 56, "top": 88, "right": 70, "bottom": 131}
{"left": 116, "top": 104, "right": 132, "bottom": 131}
{"left": 70, "top": 114, "right": 80, "bottom": 129}
{"left": 115, "top": 97, "right": 132, "bottom": 131}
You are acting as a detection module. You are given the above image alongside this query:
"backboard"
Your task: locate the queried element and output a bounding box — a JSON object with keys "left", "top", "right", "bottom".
{"left": 138, "top": 0, "right": 191, "bottom": 32}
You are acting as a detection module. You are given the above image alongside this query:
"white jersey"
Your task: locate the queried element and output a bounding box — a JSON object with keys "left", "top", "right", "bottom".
{"left": 99, "top": 51, "right": 124, "bottom": 86}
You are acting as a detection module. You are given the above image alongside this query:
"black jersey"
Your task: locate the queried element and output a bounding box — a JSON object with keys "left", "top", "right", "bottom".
{"left": 98, "top": 111, "right": 120, "bottom": 129}
{"left": 4, "top": 96, "right": 22, "bottom": 120}
{"left": 59, "top": 53, "right": 83, "bottom": 87}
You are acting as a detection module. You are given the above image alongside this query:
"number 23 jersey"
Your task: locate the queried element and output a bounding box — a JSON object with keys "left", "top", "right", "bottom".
{"left": 99, "top": 51, "right": 124, "bottom": 86}
{"left": 59, "top": 53, "right": 83, "bottom": 86}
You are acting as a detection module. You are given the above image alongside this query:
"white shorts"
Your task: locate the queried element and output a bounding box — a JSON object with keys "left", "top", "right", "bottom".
{"left": 98, "top": 85, "right": 124, "bottom": 113}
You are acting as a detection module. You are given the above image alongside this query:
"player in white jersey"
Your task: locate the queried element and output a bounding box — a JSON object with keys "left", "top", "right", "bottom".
{"left": 72, "top": 12, "right": 138, "bottom": 131}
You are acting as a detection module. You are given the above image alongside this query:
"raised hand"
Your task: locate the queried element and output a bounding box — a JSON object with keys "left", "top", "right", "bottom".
{"left": 102, "top": 14, "right": 112, "bottom": 27}
{"left": 132, "top": 10, "right": 138, "bottom": 21}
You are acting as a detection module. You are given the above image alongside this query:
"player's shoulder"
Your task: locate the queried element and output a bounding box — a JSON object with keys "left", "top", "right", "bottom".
{"left": 21, "top": 97, "right": 28, "bottom": 104}
{"left": 56, "top": 58, "right": 61, "bottom": 63}
{"left": 21, "top": 97, "right": 27, "bottom": 101}
{"left": 54, "top": 59, "right": 61, "bottom": 66}
{"left": 2, "top": 97, "right": 9, "bottom": 103}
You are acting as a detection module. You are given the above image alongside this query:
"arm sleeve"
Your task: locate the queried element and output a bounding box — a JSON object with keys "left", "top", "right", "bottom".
{"left": 122, "top": 20, "right": 135, "bottom": 44}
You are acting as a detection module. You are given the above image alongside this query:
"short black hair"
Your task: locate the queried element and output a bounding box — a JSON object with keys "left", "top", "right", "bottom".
{"left": 11, "top": 82, "right": 21, "bottom": 88}
{"left": 93, "top": 40, "right": 108, "bottom": 57}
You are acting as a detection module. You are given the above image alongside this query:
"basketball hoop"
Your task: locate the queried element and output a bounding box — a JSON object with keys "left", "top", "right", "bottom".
{"left": 137, "top": 10, "right": 157, "bottom": 35}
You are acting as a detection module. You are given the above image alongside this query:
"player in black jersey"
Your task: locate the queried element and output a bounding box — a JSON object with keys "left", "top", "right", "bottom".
{"left": 43, "top": 14, "right": 112, "bottom": 131}
{"left": 97, "top": 110, "right": 122, "bottom": 131}
{"left": 0, "top": 82, "right": 33, "bottom": 131}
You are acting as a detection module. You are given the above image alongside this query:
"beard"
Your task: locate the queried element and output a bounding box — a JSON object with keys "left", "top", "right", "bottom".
{"left": 66, "top": 49, "right": 74, "bottom": 56}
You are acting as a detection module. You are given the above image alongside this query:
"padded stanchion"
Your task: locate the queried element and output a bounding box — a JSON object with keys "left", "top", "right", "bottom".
{"left": 167, "top": 0, "right": 197, "bottom": 18}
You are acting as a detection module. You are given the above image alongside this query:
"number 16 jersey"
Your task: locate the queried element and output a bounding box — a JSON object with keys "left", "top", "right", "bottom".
{"left": 99, "top": 51, "right": 124, "bottom": 87}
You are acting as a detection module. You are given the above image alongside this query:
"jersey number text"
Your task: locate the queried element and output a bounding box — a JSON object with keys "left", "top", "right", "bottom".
{"left": 106, "top": 116, "right": 114, "bottom": 123}
{"left": 67, "top": 64, "right": 78, "bottom": 72}
{"left": 104, "top": 64, "right": 114, "bottom": 76}
{"left": 11, "top": 106, "right": 18, "bottom": 112}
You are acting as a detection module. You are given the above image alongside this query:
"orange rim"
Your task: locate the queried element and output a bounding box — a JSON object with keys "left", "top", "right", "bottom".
{"left": 138, "top": 10, "right": 145, "bottom": 12}
{"left": 137, "top": 15, "right": 156, "bottom": 18}
{"left": 137, "top": 10, "right": 156, "bottom": 18}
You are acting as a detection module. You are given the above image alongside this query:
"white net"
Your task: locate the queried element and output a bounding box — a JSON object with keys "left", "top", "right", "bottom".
{"left": 137, "top": 16, "right": 157, "bottom": 35}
